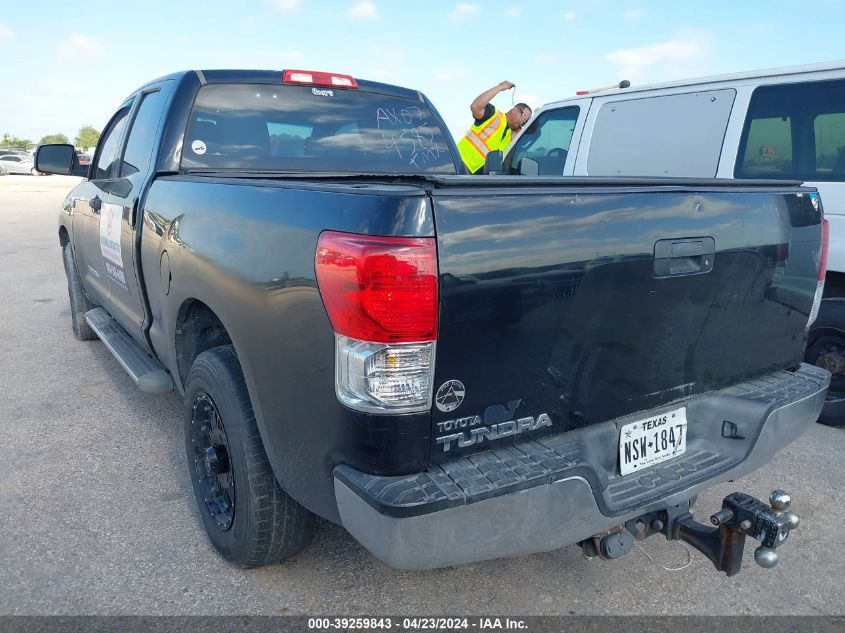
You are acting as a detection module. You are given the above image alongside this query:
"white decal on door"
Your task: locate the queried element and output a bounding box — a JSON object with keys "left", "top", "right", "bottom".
{"left": 99, "top": 202, "right": 127, "bottom": 290}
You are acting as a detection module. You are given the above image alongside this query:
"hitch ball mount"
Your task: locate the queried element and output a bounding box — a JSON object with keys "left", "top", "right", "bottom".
{"left": 583, "top": 490, "right": 800, "bottom": 576}
{"left": 664, "top": 490, "right": 799, "bottom": 576}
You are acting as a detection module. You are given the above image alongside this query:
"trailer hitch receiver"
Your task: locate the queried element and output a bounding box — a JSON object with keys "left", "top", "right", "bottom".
{"left": 663, "top": 491, "right": 799, "bottom": 576}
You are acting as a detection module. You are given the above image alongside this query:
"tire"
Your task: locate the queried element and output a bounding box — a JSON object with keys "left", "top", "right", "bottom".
{"left": 61, "top": 244, "right": 97, "bottom": 341}
{"left": 184, "top": 345, "right": 315, "bottom": 567}
{"left": 805, "top": 297, "right": 845, "bottom": 427}
{"left": 30, "top": 167, "right": 38, "bottom": 176}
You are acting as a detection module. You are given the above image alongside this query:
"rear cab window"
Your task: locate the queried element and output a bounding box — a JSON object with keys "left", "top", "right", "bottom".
{"left": 736, "top": 79, "right": 845, "bottom": 181}
{"left": 182, "top": 83, "right": 456, "bottom": 174}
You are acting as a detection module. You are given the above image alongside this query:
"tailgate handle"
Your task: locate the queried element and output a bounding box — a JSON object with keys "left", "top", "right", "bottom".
{"left": 654, "top": 237, "right": 715, "bottom": 277}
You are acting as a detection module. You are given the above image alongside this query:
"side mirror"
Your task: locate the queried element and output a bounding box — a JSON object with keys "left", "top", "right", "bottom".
{"left": 482, "top": 150, "right": 503, "bottom": 175}
{"left": 35, "top": 144, "right": 88, "bottom": 177}
{"left": 520, "top": 157, "right": 539, "bottom": 176}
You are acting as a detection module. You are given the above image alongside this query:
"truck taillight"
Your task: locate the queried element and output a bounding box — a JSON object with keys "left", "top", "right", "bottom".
{"left": 283, "top": 69, "right": 358, "bottom": 89}
{"left": 808, "top": 218, "right": 829, "bottom": 328}
{"left": 315, "top": 232, "right": 438, "bottom": 413}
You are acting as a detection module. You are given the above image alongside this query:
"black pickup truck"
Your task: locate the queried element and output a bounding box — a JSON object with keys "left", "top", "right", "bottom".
{"left": 37, "top": 69, "right": 829, "bottom": 575}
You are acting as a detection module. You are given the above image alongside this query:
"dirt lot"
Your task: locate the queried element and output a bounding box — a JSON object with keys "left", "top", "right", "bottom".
{"left": 1, "top": 174, "right": 844, "bottom": 616}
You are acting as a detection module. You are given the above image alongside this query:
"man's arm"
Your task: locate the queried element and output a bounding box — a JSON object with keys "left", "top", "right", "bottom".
{"left": 470, "top": 81, "right": 515, "bottom": 120}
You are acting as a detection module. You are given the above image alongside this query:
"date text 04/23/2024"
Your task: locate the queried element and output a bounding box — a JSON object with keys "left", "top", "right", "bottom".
{"left": 307, "top": 617, "right": 528, "bottom": 630}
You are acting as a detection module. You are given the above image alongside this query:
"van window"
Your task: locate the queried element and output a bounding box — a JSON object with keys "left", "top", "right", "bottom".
{"left": 587, "top": 89, "right": 736, "bottom": 177}
{"left": 736, "top": 79, "right": 845, "bottom": 181}
{"left": 505, "top": 106, "right": 579, "bottom": 175}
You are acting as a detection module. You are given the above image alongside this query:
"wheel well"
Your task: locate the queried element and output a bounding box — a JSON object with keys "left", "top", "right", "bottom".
{"left": 824, "top": 271, "right": 845, "bottom": 299}
{"left": 59, "top": 227, "right": 69, "bottom": 248}
{"left": 175, "top": 300, "right": 233, "bottom": 387}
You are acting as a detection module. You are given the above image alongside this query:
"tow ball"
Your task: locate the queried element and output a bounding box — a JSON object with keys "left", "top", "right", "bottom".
{"left": 663, "top": 490, "right": 800, "bottom": 576}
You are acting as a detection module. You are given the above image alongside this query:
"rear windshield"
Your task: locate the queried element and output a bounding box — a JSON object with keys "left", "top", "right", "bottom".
{"left": 182, "top": 83, "right": 456, "bottom": 174}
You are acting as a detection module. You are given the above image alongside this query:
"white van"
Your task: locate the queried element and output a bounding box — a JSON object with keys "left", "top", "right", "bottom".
{"left": 504, "top": 60, "right": 845, "bottom": 425}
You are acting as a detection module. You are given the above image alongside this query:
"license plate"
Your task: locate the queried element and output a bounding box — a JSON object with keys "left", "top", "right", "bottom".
{"left": 619, "top": 407, "right": 687, "bottom": 476}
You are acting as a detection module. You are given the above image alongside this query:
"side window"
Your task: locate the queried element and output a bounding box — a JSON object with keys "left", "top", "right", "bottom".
{"left": 120, "top": 90, "right": 164, "bottom": 177}
{"left": 506, "top": 107, "right": 579, "bottom": 175}
{"left": 587, "top": 89, "right": 736, "bottom": 177}
{"left": 736, "top": 79, "right": 845, "bottom": 181}
{"left": 739, "top": 116, "right": 792, "bottom": 176}
{"left": 816, "top": 112, "right": 845, "bottom": 176}
{"left": 92, "top": 106, "right": 131, "bottom": 180}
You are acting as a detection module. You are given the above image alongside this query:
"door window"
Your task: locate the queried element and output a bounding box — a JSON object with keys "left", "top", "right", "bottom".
{"left": 92, "top": 106, "right": 131, "bottom": 180}
{"left": 506, "top": 106, "right": 579, "bottom": 174}
{"left": 736, "top": 79, "right": 845, "bottom": 181}
{"left": 120, "top": 91, "right": 165, "bottom": 177}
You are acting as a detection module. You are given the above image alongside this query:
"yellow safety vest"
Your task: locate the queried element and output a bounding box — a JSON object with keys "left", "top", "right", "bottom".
{"left": 457, "top": 108, "right": 512, "bottom": 174}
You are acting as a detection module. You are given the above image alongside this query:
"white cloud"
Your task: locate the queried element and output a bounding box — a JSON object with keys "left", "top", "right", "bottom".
{"left": 434, "top": 66, "right": 468, "bottom": 82}
{"left": 516, "top": 93, "right": 543, "bottom": 111}
{"left": 605, "top": 30, "right": 711, "bottom": 82}
{"left": 57, "top": 34, "right": 104, "bottom": 61}
{"left": 625, "top": 8, "right": 644, "bottom": 19}
{"left": 534, "top": 52, "right": 559, "bottom": 65}
{"left": 450, "top": 3, "right": 480, "bottom": 21}
{"left": 348, "top": 1, "right": 377, "bottom": 19}
{"left": 0, "top": 24, "right": 14, "bottom": 46}
{"left": 272, "top": 0, "right": 300, "bottom": 11}
{"left": 504, "top": 6, "right": 521, "bottom": 17}
{"left": 563, "top": 11, "right": 577, "bottom": 21}
{"left": 278, "top": 50, "right": 305, "bottom": 62}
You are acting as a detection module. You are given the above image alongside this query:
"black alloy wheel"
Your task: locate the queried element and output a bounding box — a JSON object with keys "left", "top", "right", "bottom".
{"left": 189, "top": 392, "right": 235, "bottom": 530}
{"left": 183, "top": 345, "right": 315, "bottom": 567}
{"left": 806, "top": 298, "right": 845, "bottom": 427}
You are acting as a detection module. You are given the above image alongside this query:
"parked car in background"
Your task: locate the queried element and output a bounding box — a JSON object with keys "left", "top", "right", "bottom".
{"left": 0, "top": 153, "right": 40, "bottom": 175}
{"left": 506, "top": 60, "right": 845, "bottom": 426}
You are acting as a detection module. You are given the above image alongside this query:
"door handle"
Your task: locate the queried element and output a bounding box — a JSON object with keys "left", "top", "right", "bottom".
{"left": 90, "top": 196, "right": 102, "bottom": 214}
{"left": 654, "top": 237, "right": 716, "bottom": 277}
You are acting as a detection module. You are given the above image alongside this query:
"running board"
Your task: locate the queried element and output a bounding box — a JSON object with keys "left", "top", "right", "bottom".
{"left": 85, "top": 307, "right": 173, "bottom": 394}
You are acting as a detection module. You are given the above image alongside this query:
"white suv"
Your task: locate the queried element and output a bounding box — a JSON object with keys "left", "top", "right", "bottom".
{"left": 505, "top": 60, "right": 845, "bottom": 425}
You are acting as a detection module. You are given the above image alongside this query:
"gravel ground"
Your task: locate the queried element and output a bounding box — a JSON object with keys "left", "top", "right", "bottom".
{"left": 1, "top": 174, "right": 843, "bottom": 616}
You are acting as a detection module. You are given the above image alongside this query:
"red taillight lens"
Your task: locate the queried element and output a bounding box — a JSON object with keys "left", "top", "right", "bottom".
{"left": 283, "top": 69, "right": 358, "bottom": 89}
{"left": 315, "top": 232, "right": 438, "bottom": 343}
{"left": 819, "top": 218, "right": 830, "bottom": 281}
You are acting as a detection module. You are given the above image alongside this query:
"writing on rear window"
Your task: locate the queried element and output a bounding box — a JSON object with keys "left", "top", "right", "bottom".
{"left": 376, "top": 105, "right": 446, "bottom": 169}
{"left": 182, "top": 83, "right": 455, "bottom": 174}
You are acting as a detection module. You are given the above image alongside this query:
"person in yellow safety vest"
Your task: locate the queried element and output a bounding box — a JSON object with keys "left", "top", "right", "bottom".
{"left": 457, "top": 81, "right": 532, "bottom": 174}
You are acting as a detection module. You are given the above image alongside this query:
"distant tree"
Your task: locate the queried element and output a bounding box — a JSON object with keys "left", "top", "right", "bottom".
{"left": 75, "top": 125, "right": 100, "bottom": 150}
{"left": 39, "top": 133, "right": 69, "bottom": 145}
{"left": 1, "top": 132, "right": 33, "bottom": 148}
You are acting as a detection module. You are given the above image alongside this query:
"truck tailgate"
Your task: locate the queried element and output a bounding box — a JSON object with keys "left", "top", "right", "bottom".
{"left": 429, "top": 179, "right": 822, "bottom": 461}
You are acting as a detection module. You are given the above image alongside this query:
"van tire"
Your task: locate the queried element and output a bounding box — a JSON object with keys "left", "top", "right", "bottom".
{"left": 806, "top": 298, "right": 845, "bottom": 427}
{"left": 62, "top": 244, "right": 97, "bottom": 341}
{"left": 184, "top": 345, "right": 315, "bottom": 567}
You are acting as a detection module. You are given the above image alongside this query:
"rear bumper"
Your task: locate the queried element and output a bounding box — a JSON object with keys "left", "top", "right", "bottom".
{"left": 334, "top": 364, "right": 829, "bottom": 569}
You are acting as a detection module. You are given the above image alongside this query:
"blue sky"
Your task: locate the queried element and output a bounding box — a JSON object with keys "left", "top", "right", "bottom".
{"left": 2, "top": 0, "right": 845, "bottom": 145}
